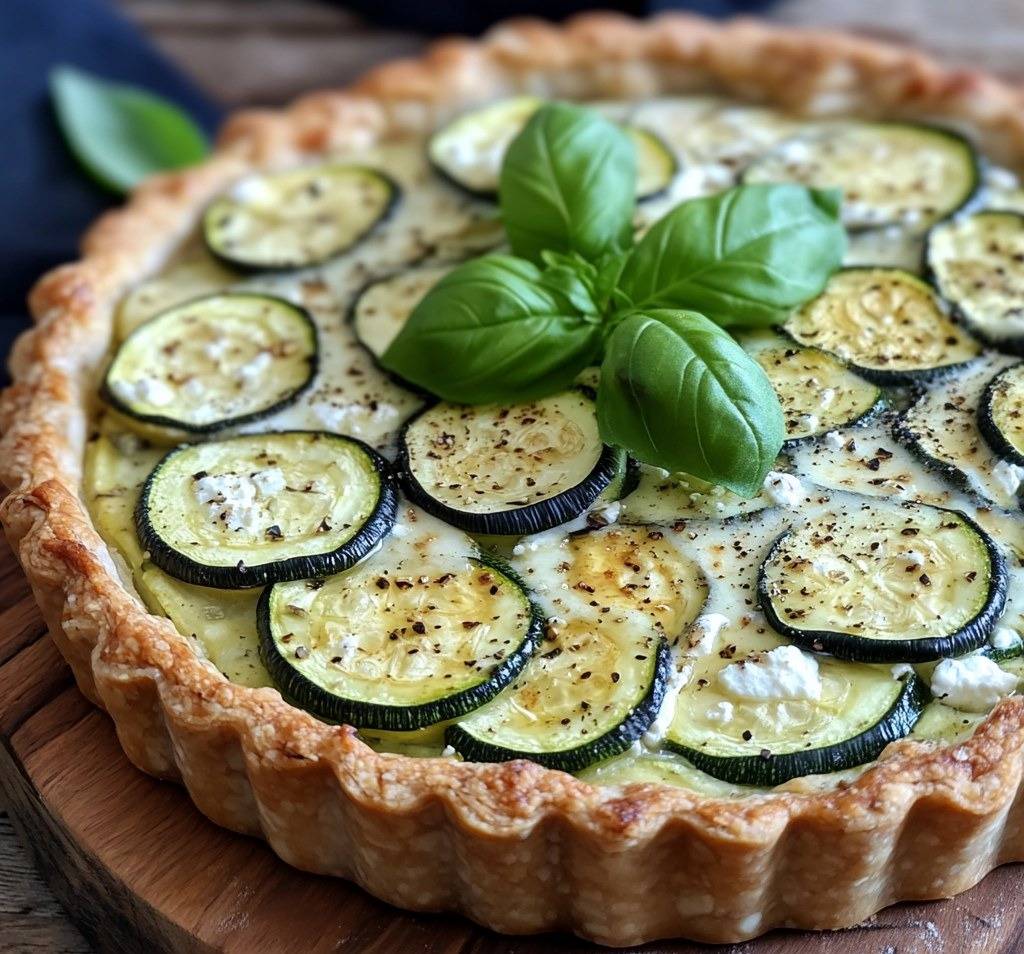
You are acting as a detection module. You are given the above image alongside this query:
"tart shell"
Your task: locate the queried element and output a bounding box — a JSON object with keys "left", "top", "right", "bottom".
{"left": 5, "top": 13, "right": 1024, "bottom": 945}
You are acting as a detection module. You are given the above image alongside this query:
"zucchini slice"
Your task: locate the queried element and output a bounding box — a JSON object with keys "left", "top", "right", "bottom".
{"left": 629, "top": 127, "right": 679, "bottom": 202}
{"left": 259, "top": 556, "right": 543, "bottom": 731}
{"left": 137, "top": 431, "right": 398, "bottom": 589}
{"left": 758, "top": 500, "right": 1007, "bottom": 662}
{"left": 743, "top": 122, "right": 980, "bottom": 231}
{"left": 116, "top": 250, "right": 236, "bottom": 340}
{"left": 896, "top": 352, "right": 1022, "bottom": 508}
{"left": 980, "top": 362, "right": 1024, "bottom": 467}
{"left": 203, "top": 164, "right": 398, "bottom": 271}
{"left": 447, "top": 526, "right": 708, "bottom": 771}
{"left": 103, "top": 293, "right": 317, "bottom": 434}
{"left": 665, "top": 653, "right": 927, "bottom": 786}
{"left": 349, "top": 263, "right": 452, "bottom": 362}
{"left": 619, "top": 464, "right": 772, "bottom": 523}
{"left": 427, "top": 96, "right": 677, "bottom": 201}
{"left": 399, "top": 391, "right": 626, "bottom": 536}
{"left": 445, "top": 621, "right": 669, "bottom": 772}
{"left": 739, "top": 331, "right": 883, "bottom": 445}
{"left": 926, "top": 211, "right": 1024, "bottom": 351}
{"left": 783, "top": 268, "right": 981, "bottom": 385}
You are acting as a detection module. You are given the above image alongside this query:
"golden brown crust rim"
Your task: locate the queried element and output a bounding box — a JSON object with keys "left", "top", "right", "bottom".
{"left": 5, "top": 13, "right": 1024, "bottom": 945}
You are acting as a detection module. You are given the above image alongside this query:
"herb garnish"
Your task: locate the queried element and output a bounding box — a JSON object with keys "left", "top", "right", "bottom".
{"left": 382, "top": 102, "right": 845, "bottom": 496}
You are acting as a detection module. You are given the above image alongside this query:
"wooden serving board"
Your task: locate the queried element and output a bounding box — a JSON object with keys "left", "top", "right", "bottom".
{"left": 2, "top": 535, "right": 1024, "bottom": 954}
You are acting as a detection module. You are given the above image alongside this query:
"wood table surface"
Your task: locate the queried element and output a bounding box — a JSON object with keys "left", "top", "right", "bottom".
{"left": 4, "top": 2, "right": 1024, "bottom": 951}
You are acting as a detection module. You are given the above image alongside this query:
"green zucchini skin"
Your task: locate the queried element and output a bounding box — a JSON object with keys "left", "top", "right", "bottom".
{"left": 345, "top": 264, "right": 446, "bottom": 398}
{"left": 757, "top": 506, "right": 1008, "bottom": 663}
{"left": 397, "top": 396, "right": 627, "bottom": 537}
{"left": 101, "top": 293, "right": 319, "bottom": 435}
{"left": 743, "top": 121, "right": 982, "bottom": 233}
{"left": 203, "top": 167, "right": 401, "bottom": 273}
{"left": 665, "top": 673, "right": 929, "bottom": 787}
{"left": 923, "top": 210, "right": 1024, "bottom": 355}
{"left": 978, "top": 363, "right": 1024, "bottom": 468}
{"left": 136, "top": 432, "right": 399, "bottom": 589}
{"left": 781, "top": 267, "right": 981, "bottom": 387}
{"left": 256, "top": 558, "right": 545, "bottom": 731}
{"left": 443, "top": 637, "right": 671, "bottom": 773}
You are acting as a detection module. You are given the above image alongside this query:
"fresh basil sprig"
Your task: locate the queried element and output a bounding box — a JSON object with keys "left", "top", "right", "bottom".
{"left": 598, "top": 311, "right": 785, "bottom": 497}
{"left": 382, "top": 255, "right": 602, "bottom": 403}
{"left": 499, "top": 103, "right": 636, "bottom": 265}
{"left": 51, "top": 66, "right": 209, "bottom": 194}
{"left": 382, "top": 101, "right": 845, "bottom": 495}
{"left": 616, "top": 184, "right": 845, "bottom": 326}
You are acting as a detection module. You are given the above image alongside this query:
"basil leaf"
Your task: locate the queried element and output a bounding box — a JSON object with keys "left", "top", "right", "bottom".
{"left": 381, "top": 254, "right": 602, "bottom": 404}
{"left": 51, "top": 66, "right": 209, "bottom": 194}
{"left": 617, "top": 184, "right": 846, "bottom": 327}
{"left": 597, "top": 310, "right": 784, "bottom": 496}
{"left": 499, "top": 102, "right": 636, "bottom": 265}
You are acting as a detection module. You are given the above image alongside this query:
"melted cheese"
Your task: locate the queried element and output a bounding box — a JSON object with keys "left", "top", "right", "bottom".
{"left": 83, "top": 95, "right": 1024, "bottom": 797}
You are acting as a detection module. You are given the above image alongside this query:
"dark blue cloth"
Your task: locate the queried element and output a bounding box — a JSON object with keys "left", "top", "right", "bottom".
{"left": 342, "top": 0, "right": 771, "bottom": 34}
{"left": 0, "top": 0, "right": 221, "bottom": 386}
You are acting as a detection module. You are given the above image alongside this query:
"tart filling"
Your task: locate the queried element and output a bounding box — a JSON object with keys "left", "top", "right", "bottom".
{"left": 85, "top": 94, "right": 1024, "bottom": 797}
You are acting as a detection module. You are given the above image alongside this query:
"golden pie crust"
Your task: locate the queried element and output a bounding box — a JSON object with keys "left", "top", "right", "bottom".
{"left": 5, "top": 13, "right": 1024, "bottom": 945}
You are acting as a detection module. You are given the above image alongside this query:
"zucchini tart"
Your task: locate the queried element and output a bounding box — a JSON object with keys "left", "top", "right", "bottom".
{"left": 8, "top": 14, "right": 1024, "bottom": 946}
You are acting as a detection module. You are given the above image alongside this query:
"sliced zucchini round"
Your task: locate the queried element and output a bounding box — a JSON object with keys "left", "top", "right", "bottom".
{"left": 446, "top": 525, "right": 709, "bottom": 771}
{"left": 666, "top": 657, "right": 927, "bottom": 787}
{"left": 619, "top": 464, "right": 772, "bottom": 524}
{"left": 926, "top": 211, "right": 1024, "bottom": 352}
{"left": 103, "top": 293, "right": 317, "bottom": 434}
{"left": 783, "top": 268, "right": 981, "bottom": 385}
{"left": 258, "top": 558, "right": 543, "bottom": 731}
{"left": 896, "top": 352, "right": 1022, "bottom": 508}
{"left": 743, "top": 122, "right": 980, "bottom": 231}
{"left": 115, "top": 250, "right": 237, "bottom": 340}
{"left": 445, "top": 620, "right": 669, "bottom": 773}
{"left": 739, "top": 331, "right": 883, "bottom": 445}
{"left": 203, "top": 164, "right": 398, "bottom": 271}
{"left": 428, "top": 96, "right": 677, "bottom": 201}
{"left": 758, "top": 501, "right": 1007, "bottom": 662}
{"left": 980, "top": 362, "right": 1024, "bottom": 467}
{"left": 628, "top": 127, "right": 678, "bottom": 201}
{"left": 137, "top": 432, "right": 398, "bottom": 589}
{"left": 399, "top": 390, "right": 626, "bottom": 536}
{"left": 349, "top": 263, "right": 452, "bottom": 361}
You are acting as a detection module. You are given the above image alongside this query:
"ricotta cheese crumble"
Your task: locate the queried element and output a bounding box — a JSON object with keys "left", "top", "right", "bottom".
{"left": 194, "top": 468, "right": 287, "bottom": 534}
{"left": 718, "top": 645, "right": 823, "bottom": 701}
{"left": 930, "top": 656, "right": 1018, "bottom": 712}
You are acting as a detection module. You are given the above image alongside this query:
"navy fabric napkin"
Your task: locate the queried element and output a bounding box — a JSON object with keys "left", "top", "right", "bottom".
{"left": 0, "top": 0, "right": 221, "bottom": 386}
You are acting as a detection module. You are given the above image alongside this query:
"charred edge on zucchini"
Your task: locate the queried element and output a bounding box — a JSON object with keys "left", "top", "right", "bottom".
{"left": 102, "top": 293, "right": 319, "bottom": 435}
{"left": 136, "top": 431, "right": 399, "bottom": 589}
{"left": 757, "top": 504, "right": 1007, "bottom": 662}
{"left": 443, "top": 637, "right": 671, "bottom": 773}
{"left": 257, "top": 557, "right": 545, "bottom": 731}
{"left": 666, "top": 672, "right": 929, "bottom": 786}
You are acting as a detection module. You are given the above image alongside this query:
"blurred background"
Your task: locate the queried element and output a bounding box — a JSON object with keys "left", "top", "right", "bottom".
{"left": 118, "top": 0, "right": 1024, "bottom": 107}
{"left": 1, "top": 1, "right": 1023, "bottom": 950}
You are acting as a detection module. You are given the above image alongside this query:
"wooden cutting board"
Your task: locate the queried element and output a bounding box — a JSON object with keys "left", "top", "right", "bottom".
{"left": 1, "top": 535, "right": 1023, "bottom": 954}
